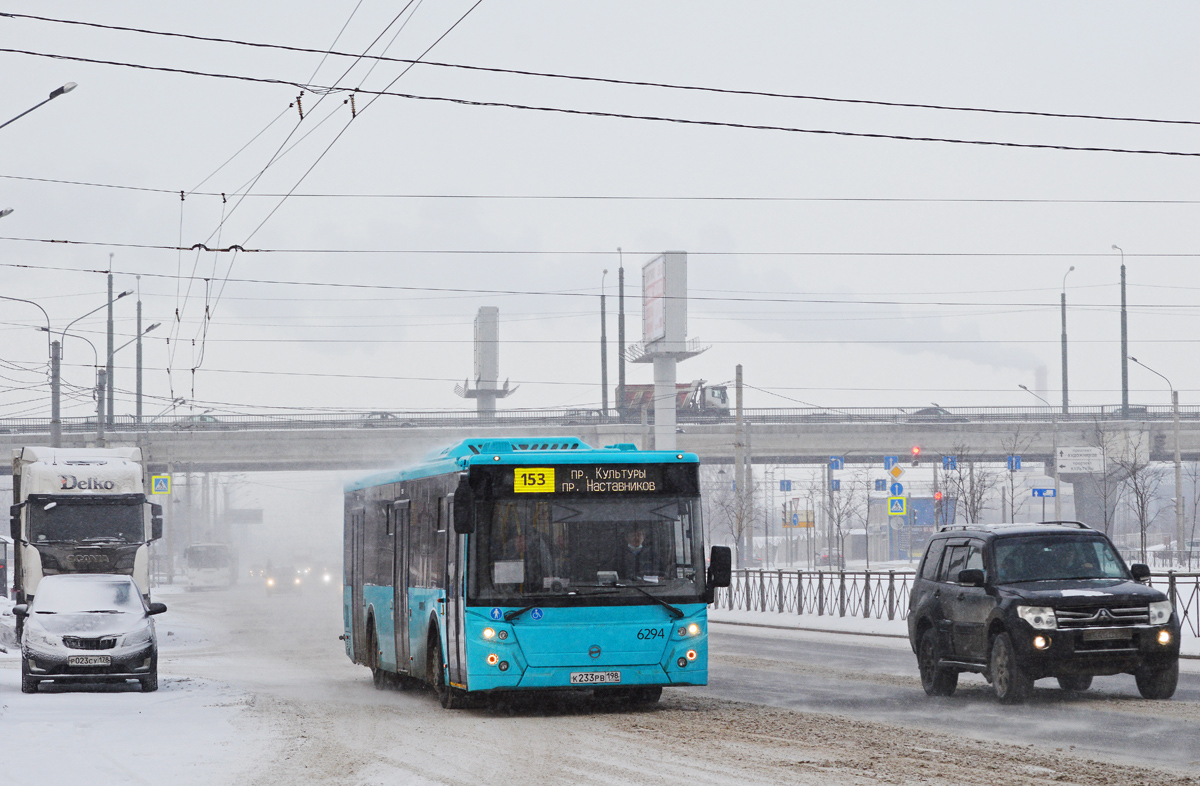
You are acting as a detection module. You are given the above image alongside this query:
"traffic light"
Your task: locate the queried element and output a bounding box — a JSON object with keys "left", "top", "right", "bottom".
{"left": 934, "top": 491, "right": 942, "bottom": 501}
{"left": 934, "top": 490, "right": 943, "bottom": 526}
{"left": 911, "top": 446, "right": 921, "bottom": 467}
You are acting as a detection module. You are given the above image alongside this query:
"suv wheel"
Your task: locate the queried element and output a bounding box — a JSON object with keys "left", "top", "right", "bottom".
{"left": 918, "top": 629, "right": 958, "bottom": 697}
{"left": 1135, "top": 660, "right": 1178, "bottom": 700}
{"left": 990, "top": 632, "right": 1032, "bottom": 704}
{"left": 20, "top": 657, "right": 38, "bottom": 694}
{"left": 1056, "top": 674, "right": 1092, "bottom": 693}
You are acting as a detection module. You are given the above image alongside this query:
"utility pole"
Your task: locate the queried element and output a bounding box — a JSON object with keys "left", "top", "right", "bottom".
{"left": 50, "top": 340, "right": 61, "bottom": 447}
{"left": 600, "top": 270, "right": 608, "bottom": 421}
{"left": 106, "top": 266, "right": 115, "bottom": 428}
{"left": 1116, "top": 249, "right": 1129, "bottom": 417}
{"left": 96, "top": 368, "right": 107, "bottom": 447}
{"left": 1174, "top": 389, "right": 1184, "bottom": 561}
{"left": 617, "top": 259, "right": 625, "bottom": 421}
{"left": 1061, "top": 265, "right": 1074, "bottom": 415}
{"left": 734, "top": 364, "right": 745, "bottom": 566}
{"left": 136, "top": 275, "right": 143, "bottom": 424}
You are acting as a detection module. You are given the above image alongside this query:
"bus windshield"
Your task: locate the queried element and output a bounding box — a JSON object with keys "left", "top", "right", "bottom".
{"left": 469, "top": 496, "right": 704, "bottom": 602}
{"left": 28, "top": 497, "right": 145, "bottom": 544}
{"left": 186, "top": 544, "right": 231, "bottom": 569}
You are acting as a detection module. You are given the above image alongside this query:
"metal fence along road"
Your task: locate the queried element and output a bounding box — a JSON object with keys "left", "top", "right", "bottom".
{"left": 714, "top": 569, "right": 1200, "bottom": 641}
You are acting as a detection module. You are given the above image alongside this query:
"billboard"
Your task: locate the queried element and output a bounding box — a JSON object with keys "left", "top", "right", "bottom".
{"left": 641, "top": 252, "right": 687, "bottom": 350}
{"left": 642, "top": 257, "right": 666, "bottom": 343}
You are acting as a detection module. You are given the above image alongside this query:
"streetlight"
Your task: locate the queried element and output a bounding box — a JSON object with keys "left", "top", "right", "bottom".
{"left": 600, "top": 269, "right": 608, "bottom": 422}
{"left": 1128, "top": 356, "right": 1183, "bottom": 563}
{"left": 0, "top": 208, "right": 12, "bottom": 218}
{"left": 1061, "top": 266, "right": 1075, "bottom": 415}
{"left": 0, "top": 82, "right": 77, "bottom": 131}
{"left": 38, "top": 327, "right": 102, "bottom": 444}
{"left": 1113, "top": 245, "right": 1128, "bottom": 416}
{"left": 1019, "top": 384, "right": 1060, "bottom": 520}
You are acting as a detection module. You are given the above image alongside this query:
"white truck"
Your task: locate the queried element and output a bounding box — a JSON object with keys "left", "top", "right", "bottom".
{"left": 619, "top": 379, "right": 731, "bottom": 416}
{"left": 10, "top": 447, "right": 162, "bottom": 606}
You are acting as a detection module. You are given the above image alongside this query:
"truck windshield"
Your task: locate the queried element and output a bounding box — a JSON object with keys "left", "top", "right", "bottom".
{"left": 469, "top": 496, "right": 704, "bottom": 602}
{"left": 28, "top": 497, "right": 144, "bottom": 544}
{"left": 994, "top": 536, "right": 1130, "bottom": 584}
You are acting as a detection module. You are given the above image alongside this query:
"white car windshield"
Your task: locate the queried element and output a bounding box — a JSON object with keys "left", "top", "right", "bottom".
{"left": 33, "top": 578, "right": 145, "bottom": 614}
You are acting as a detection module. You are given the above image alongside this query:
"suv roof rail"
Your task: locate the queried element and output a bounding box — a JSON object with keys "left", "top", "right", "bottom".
{"left": 937, "top": 520, "right": 1093, "bottom": 533}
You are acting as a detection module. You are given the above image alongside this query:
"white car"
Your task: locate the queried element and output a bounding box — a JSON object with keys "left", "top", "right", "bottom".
{"left": 15, "top": 574, "right": 167, "bottom": 693}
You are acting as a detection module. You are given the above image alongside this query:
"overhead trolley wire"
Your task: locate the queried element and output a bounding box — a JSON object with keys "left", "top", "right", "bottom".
{"left": 6, "top": 11, "right": 1200, "bottom": 128}
{"left": 4, "top": 48, "right": 1200, "bottom": 159}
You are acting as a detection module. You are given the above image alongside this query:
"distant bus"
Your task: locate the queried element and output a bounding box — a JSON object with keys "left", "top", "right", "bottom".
{"left": 185, "top": 543, "right": 235, "bottom": 589}
{"left": 342, "top": 437, "right": 731, "bottom": 708}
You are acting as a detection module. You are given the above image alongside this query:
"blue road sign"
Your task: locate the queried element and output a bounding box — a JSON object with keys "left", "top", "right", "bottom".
{"left": 780, "top": 479, "right": 792, "bottom": 492}
{"left": 943, "top": 456, "right": 957, "bottom": 471}
{"left": 791, "top": 513, "right": 799, "bottom": 526}
{"left": 884, "top": 456, "right": 898, "bottom": 471}
{"left": 830, "top": 479, "right": 841, "bottom": 492}
{"left": 1007, "top": 455, "right": 1022, "bottom": 471}
{"left": 829, "top": 456, "right": 844, "bottom": 470}
{"left": 875, "top": 479, "right": 887, "bottom": 491}
{"left": 890, "top": 482, "right": 904, "bottom": 496}
{"left": 1032, "top": 488, "right": 1057, "bottom": 498}
{"left": 888, "top": 497, "right": 907, "bottom": 516}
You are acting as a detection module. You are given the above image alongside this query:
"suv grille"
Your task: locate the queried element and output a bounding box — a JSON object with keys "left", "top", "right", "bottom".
{"left": 1055, "top": 605, "right": 1148, "bottom": 628}
{"left": 62, "top": 636, "right": 117, "bottom": 650}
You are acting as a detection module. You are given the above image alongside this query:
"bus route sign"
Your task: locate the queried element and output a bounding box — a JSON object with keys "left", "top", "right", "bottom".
{"left": 512, "top": 465, "right": 666, "bottom": 494}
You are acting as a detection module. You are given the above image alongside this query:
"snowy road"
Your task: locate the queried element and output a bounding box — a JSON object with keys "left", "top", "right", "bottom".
{"left": 3, "top": 585, "right": 1199, "bottom": 785}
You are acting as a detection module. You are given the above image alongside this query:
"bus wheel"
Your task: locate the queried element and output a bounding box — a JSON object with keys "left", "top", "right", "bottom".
{"left": 367, "top": 625, "right": 387, "bottom": 691}
{"left": 428, "top": 638, "right": 465, "bottom": 709}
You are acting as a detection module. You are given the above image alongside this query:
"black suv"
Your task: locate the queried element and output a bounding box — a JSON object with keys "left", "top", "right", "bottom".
{"left": 908, "top": 522, "right": 1179, "bottom": 703}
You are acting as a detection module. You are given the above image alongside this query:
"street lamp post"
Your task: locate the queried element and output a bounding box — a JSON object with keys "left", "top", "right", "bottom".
{"left": 1128, "top": 356, "right": 1184, "bottom": 563}
{"left": 1061, "top": 266, "right": 1075, "bottom": 415}
{"left": 0, "top": 82, "right": 77, "bottom": 131}
{"left": 1020, "top": 385, "right": 1060, "bottom": 520}
{"left": 600, "top": 269, "right": 608, "bottom": 422}
{"left": 1113, "top": 245, "right": 1129, "bottom": 417}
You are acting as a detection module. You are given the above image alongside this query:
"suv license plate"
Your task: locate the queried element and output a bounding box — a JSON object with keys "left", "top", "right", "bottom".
{"left": 1082, "top": 628, "right": 1132, "bottom": 641}
{"left": 67, "top": 655, "right": 112, "bottom": 667}
{"left": 570, "top": 671, "right": 621, "bottom": 685}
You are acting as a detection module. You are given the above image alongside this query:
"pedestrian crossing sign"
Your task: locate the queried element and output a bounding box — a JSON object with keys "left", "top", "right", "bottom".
{"left": 887, "top": 496, "right": 906, "bottom": 516}
{"left": 151, "top": 475, "right": 171, "bottom": 495}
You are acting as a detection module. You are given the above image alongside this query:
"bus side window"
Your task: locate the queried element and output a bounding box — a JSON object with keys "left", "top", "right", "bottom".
{"left": 432, "top": 496, "right": 448, "bottom": 590}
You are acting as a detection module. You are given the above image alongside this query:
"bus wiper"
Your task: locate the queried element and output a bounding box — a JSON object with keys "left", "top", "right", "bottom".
{"left": 503, "top": 605, "right": 538, "bottom": 622}
{"left": 614, "top": 583, "right": 684, "bottom": 619}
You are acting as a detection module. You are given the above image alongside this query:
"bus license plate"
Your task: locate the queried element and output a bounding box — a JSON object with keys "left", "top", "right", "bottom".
{"left": 1082, "top": 628, "right": 1132, "bottom": 641}
{"left": 67, "top": 655, "right": 111, "bottom": 667}
{"left": 570, "top": 671, "right": 621, "bottom": 685}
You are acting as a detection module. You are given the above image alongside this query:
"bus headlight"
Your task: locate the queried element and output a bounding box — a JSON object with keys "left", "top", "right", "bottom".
{"left": 486, "top": 653, "right": 499, "bottom": 666}
{"left": 482, "top": 627, "right": 496, "bottom": 640}
{"left": 686, "top": 649, "right": 697, "bottom": 661}
{"left": 1149, "top": 601, "right": 1172, "bottom": 625}
{"left": 687, "top": 623, "right": 700, "bottom": 636}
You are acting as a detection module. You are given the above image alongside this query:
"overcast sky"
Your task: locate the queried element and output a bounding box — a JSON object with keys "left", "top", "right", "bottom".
{"left": 3, "top": 2, "right": 1199, "bottom": 420}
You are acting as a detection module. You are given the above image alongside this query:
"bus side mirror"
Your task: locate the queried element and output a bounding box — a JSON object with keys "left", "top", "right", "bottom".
{"left": 10, "top": 504, "right": 21, "bottom": 542}
{"left": 1130, "top": 563, "right": 1151, "bottom": 581}
{"left": 150, "top": 503, "right": 163, "bottom": 541}
{"left": 704, "top": 545, "right": 732, "bottom": 604}
{"left": 452, "top": 477, "right": 475, "bottom": 535}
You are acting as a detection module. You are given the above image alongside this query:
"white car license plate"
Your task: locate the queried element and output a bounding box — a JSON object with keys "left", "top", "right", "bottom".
{"left": 1082, "top": 628, "right": 1132, "bottom": 641}
{"left": 570, "top": 671, "right": 621, "bottom": 685}
{"left": 67, "top": 655, "right": 111, "bottom": 667}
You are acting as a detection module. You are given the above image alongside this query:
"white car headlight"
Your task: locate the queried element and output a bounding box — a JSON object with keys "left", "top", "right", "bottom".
{"left": 1148, "top": 600, "right": 1173, "bottom": 626}
{"left": 1016, "top": 605, "right": 1058, "bottom": 630}
{"left": 121, "top": 624, "right": 154, "bottom": 649}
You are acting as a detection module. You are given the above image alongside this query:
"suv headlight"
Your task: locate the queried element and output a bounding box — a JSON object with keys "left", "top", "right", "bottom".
{"left": 121, "top": 624, "right": 154, "bottom": 649}
{"left": 1016, "top": 606, "right": 1058, "bottom": 630}
{"left": 1148, "top": 600, "right": 1173, "bottom": 626}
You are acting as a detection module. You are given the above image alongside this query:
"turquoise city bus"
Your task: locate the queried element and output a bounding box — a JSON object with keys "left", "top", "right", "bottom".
{"left": 342, "top": 437, "right": 731, "bottom": 708}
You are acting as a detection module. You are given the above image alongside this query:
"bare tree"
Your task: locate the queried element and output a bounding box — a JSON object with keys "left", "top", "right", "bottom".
{"left": 999, "top": 426, "right": 1035, "bottom": 522}
{"left": 943, "top": 444, "right": 998, "bottom": 524}
{"left": 1113, "top": 432, "right": 1168, "bottom": 563}
{"left": 1182, "top": 461, "right": 1200, "bottom": 569}
{"left": 1086, "top": 418, "right": 1126, "bottom": 539}
{"left": 702, "top": 466, "right": 760, "bottom": 567}
{"left": 829, "top": 468, "right": 870, "bottom": 570}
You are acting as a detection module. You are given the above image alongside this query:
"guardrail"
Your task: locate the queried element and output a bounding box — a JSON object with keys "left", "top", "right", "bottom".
{"left": 2, "top": 403, "right": 1199, "bottom": 434}
{"left": 714, "top": 569, "right": 1200, "bottom": 640}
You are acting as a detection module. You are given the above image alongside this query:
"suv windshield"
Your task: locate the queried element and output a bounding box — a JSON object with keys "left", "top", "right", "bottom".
{"left": 469, "top": 496, "right": 704, "bottom": 602}
{"left": 994, "top": 536, "right": 1129, "bottom": 584}
{"left": 28, "top": 497, "right": 144, "bottom": 544}
{"left": 33, "top": 577, "right": 145, "bottom": 614}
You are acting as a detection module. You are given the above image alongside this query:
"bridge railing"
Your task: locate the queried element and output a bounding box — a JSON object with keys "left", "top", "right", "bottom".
{"left": 3, "top": 403, "right": 1200, "bottom": 434}
{"left": 713, "top": 569, "right": 1200, "bottom": 640}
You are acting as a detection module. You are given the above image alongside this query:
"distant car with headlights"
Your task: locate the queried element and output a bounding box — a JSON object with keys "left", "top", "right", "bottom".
{"left": 265, "top": 564, "right": 302, "bottom": 594}
{"left": 15, "top": 573, "right": 166, "bottom": 693}
{"left": 908, "top": 522, "right": 1179, "bottom": 703}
